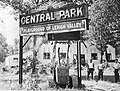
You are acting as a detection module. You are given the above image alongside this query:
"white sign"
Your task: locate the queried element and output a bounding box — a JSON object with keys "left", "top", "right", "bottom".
{"left": 20, "top": 19, "right": 87, "bottom": 36}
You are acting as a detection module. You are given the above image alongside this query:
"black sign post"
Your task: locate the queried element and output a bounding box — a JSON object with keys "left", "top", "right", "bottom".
{"left": 77, "top": 40, "right": 82, "bottom": 89}
{"left": 19, "top": 36, "right": 23, "bottom": 84}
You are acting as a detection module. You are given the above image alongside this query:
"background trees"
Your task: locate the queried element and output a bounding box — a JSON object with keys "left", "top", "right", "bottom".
{"left": 1, "top": 0, "right": 120, "bottom": 62}
{"left": 89, "top": 0, "right": 120, "bottom": 61}
{"left": 0, "top": 33, "right": 8, "bottom": 62}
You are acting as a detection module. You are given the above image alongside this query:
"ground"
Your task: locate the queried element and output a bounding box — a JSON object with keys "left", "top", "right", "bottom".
{"left": 0, "top": 68, "right": 120, "bottom": 91}
{"left": 0, "top": 62, "right": 120, "bottom": 91}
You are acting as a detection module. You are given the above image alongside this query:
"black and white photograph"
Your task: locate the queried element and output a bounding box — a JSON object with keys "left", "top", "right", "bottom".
{"left": 0, "top": 0, "right": 120, "bottom": 90}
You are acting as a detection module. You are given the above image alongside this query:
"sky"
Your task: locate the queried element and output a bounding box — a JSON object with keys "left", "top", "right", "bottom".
{"left": 0, "top": 4, "right": 19, "bottom": 46}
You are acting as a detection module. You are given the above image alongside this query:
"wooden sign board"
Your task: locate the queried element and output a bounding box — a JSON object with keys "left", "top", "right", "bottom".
{"left": 19, "top": 4, "right": 88, "bottom": 37}
{"left": 20, "top": 4, "right": 88, "bottom": 27}
{"left": 48, "top": 31, "right": 85, "bottom": 40}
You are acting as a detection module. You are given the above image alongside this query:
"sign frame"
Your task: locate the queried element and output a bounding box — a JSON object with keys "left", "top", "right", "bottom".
{"left": 20, "top": 4, "right": 88, "bottom": 28}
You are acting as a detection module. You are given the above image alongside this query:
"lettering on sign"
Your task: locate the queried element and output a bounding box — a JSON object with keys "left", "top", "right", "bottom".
{"left": 20, "top": 4, "right": 88, "bottom": 27}
{"left": 20, "top": 20, "right": 87, "bottom": 36}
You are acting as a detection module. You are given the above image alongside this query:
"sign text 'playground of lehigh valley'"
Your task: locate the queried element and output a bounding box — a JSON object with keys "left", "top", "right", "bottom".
{"left": 20, "top": 20, "right": 87, "bottom": 35}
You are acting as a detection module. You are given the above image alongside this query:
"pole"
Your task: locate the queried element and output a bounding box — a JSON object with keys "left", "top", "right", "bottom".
{"left": 58, "top": 47, "right": 61, "bottom": 66}
{"left": 19, "top": 36, "right": 23, "bottom": 84}
{"left": 79, "top": 41, "right": 82, "bottom": 88}
{"left": 77, "top": 41, "right": 82, "bottom": 89}
{"left": 32, "top": 35, "right": 37, "bottom": 74}
{"left": 77, "top": 41, "right": 79, "bottom": 88}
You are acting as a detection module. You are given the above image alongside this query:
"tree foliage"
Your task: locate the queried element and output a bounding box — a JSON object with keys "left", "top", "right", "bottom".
{"left": 23, "top": 36, "right": 33, "bottom": 52}
{"left": 7, "top": 45, "right": 14, "bottom": 55}
{"left": 89, "top": 0, "right": 120, "bottom": 51}
{"left": 13, "top": 38, "right": 19, "bottom": 54}
{"left": 1, "top": 0, "right": 94, "bottom": 14}
{"left": 0, "top": 33, "right": 8, "bottom": 62}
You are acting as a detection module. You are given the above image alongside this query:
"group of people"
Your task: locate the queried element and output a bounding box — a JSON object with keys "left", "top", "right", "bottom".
{"left": 87, "top": 59, "right": 120, "bottom": 83}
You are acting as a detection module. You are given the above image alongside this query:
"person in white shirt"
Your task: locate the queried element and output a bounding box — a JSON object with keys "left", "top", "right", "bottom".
{"left": 113, "top": 59, "right": 120, "bottom": 83}
{"left": 87, "top": 59, "right": 95, "bottom": 80}
{"left": 103, "top": 59, "right": 110, "bottom": 69}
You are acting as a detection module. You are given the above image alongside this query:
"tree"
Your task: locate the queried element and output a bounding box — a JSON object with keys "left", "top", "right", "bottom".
{"left": 14, "top": 38, "right": 19, "bottom": 54}
{"left": 1, "top": 0, "right": 94, "bottom": 13}
{"left": 7, "top": 45, "right": 14, "bottom": 55}
{"left": 23, "top": 36, "right": 33, "bottom": 52}
{"left": 89, "top": 0, "right": 120, "bottom": 61}
{"left": 0, "top": 33, "right": 8, "bottom": 62}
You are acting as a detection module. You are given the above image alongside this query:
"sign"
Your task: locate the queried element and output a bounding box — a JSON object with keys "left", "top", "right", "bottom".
{"left": 20, "top": 4, "right": 88, "bottom": 27}
{"left": 20, "top": 19, "right": 87, "bottom": 36}
{"left": 48, "top": 31, "right": 85, "bottom": 40}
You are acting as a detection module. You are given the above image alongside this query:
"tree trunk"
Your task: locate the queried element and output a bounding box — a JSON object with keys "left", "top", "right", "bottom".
{"left": 101, "top": 51, "right": 103, "bottom": 63}
{"left": 105, "top": 48, "right": 108, "bottom": 62}
{"left": 100, "top": 44, "right": 103, "bottom": 63}
{"left": 51, "top": 41, "right": 56, "bottom": 65}
{"left": 67, "top": 41, "right": 70, "bottom": 66}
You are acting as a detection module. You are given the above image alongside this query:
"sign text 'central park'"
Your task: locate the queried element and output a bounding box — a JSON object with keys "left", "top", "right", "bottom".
{"left": 20, "top": 4, "right": 88, "bottom": 27}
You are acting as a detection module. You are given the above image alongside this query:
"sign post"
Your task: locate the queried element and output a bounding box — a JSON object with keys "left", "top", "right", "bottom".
{"left": 19, "top": 36, "right": 23, "bottom": 84}
{"left": 77, "top": 40, "right": 82, "bottom": 88}
{"left": 32, "top": 36, "right": 37, "bottom": 74}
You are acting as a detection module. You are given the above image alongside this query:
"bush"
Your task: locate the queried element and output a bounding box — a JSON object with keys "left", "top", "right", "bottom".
{"left": 24, "top": 76, "right": 42, "bottom": 91}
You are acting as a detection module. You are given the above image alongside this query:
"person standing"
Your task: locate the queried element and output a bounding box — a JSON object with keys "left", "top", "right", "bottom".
{"left": 97, "top": 60, "right": 105, "bottom": 81}
{"left": 31, "top": 56, "right": 37, "bottom": 74}
{"left": 87, "top": 59, "right": 95, "bottom": 80}
{"left": 113, "top": 59, "right": 120, "bottom": 83}
{"left": 73, "top": 54, "right": 77, "bottom": 67}
{"left": 103, "top": 59, "right": 110, "bottom": 69}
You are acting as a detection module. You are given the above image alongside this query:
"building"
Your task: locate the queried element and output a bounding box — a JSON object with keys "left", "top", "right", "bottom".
{"left": 37, "top": 40, "right": 115, "bottom": 66}
{"left": 5, "top": 38, "right": 115, "bottom": 67}
{"left": 5, "top": 51, "right": 33, "bottom": 67}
